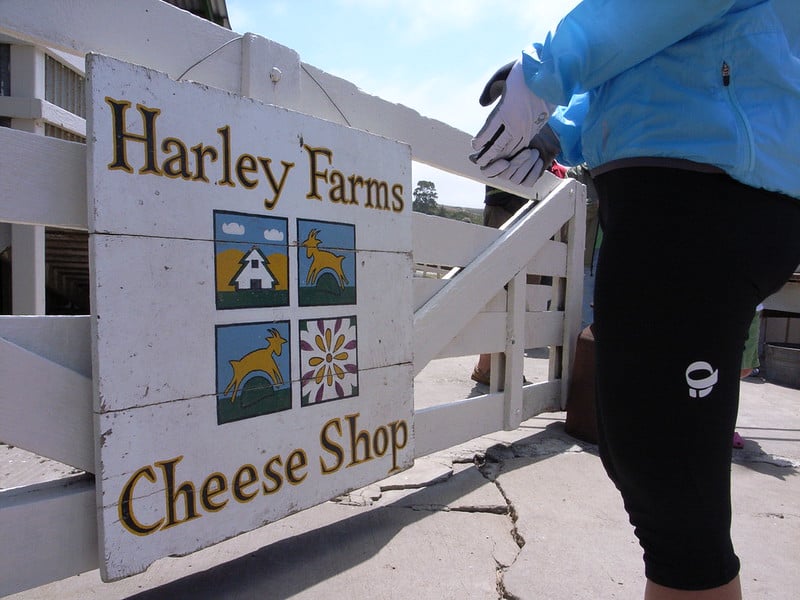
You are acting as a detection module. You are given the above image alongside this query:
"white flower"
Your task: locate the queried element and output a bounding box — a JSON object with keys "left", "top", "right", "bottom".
{"left": 300, "top": 317, "right": 358, "bottom": 404}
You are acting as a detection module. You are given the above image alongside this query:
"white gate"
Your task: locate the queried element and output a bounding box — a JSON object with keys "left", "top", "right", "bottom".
{"left": 0, "top": 1, "right": 586, "bottom": 594}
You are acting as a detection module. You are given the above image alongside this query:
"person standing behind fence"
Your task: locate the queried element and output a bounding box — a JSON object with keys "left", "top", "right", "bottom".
{"left": 470, "top": 2, "right": 800, "bottom": 599}
{"left": 471, "top": 124, "right": 562, "bottom": 387}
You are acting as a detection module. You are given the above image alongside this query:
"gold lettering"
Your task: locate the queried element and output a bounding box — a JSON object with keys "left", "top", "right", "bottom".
{"left": 389, "top": 420, "right": 409, "bottom": 473}
{"left": 285, "top": 449, "right": 308, "bottom": 485}
{"left": 346, "top": 413, "right": 373, "bottom": 467}
{"left": 304, "top": 144, "right": 333, "bottom": 200}
{"left": 348, "top": 174, "right": 364, "bottom": 206}
{"left": 161, "top": 137, "right": 191, "bottom": 179}
{"left": 118, "top": 465, "right": 164, "bottom": 536}
{"left": 156, "top": 456, "right": 201, "bottom": 529}
{"left": 105, "top": 97, "right": 162, "bottom": 175}
{"left": 329, "top": 171, "right": 347, "bottom": 203}
{"left": 232, "top": 464, "right": 259, "bottom": 502}
{"left": 257, "top": 157, "right": 294, "bottom": 210}
{"left": 200, "top": 472, "right": 228, "bottom": 512}
{"left": 216, "top": 125, "right": 235, "bottom": 187}
{"left": 372, "top": 425, "right": 389, "bottom": 457}
{"left": 191, "top": 143, "right": 218, "bottom": 182}
{"left": 365, "top": 179, "right": 389, "bottom": 210}
{"left": 236, "top": 154, "right": 259, "bottom": 189}
{"left": 262, "top": 455, "right": 284, "bottom": 495}
{"left": 391, "top": 183, "right": 405, "bottom": 212}
{"left": 319, "top": 417, "right": 345, "bottom": 474}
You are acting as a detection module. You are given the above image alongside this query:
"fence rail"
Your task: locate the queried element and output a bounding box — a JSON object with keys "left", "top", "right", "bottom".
{"left": 0, "top": 1, "right": 585, "bottom": 594}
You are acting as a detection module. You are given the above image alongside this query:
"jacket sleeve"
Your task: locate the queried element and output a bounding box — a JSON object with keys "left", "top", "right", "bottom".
{"left": 547, "top": 92, "right": 589, "bottom": 167}
{"left": 523, "top": 0, "right": 737, "bottom": 106}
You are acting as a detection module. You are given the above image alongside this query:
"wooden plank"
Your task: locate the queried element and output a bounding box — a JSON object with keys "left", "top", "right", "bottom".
{"left": 503, "top": 273, "right": 526, "bottom": 429}
{"left": 522, "top": 380, "right": 562, "bottom": 418}
{"left": 0, "top": 96, "right": 86, "bottom": 136}
{"left": 0, "top": 315, "right": 91, "bottom": 376}
{"left": 439, "top": 312, "right": 507, "bottom": 358}
{"left": 412, "top": 212, "right": 501, "bottom": 268}
{"left": 527, "top": 240, "right": 568, "bottom": 278}
{"left": 558, "top": 186, "right": 587, "bottom": 408}
{"left": 413, "top": 277, "right": 448, "bottom": 311}
{"left": 0, "top": 0, "right": 242, "bottom": 95}
{"left": 0, "top": 0, "right": 568, "bottom": 202}
{"left": 0, "top": 338, "right": 94, "bottom": 473}
{"left": 414, "top": 393, "right": 505, "bottom": 457}
{"left": 413, "top": 380, "right": 562, "bottom": 458}
{"left": 413, "top": 179, "right": 578, "bottom": 376}
{"left": 433, "top": 310, "right": 562, "bottom": 361}
{"left": 525, "top": 311, "right": 565, "bottom": 349}
{"left": 0, "top": 475, "right": 97, "bottom": 597}
{"left": 0, "top": 128, "right": 87, "bottom": 229}
{"left": 295, "top": 64, "right": 568, "bottom": 201}
{"left": 87, "top": 54, "right": 415, "bottom": 581}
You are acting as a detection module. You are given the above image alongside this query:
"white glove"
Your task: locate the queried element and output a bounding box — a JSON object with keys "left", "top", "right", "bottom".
{"left": 482, "top": 148, "right": 545, "bottom": 187}
{"left": 470, "top": 59, "right": 554, "bottom": 169}
{"left": 481, "top": 120, "right": 561, "bottom": 188}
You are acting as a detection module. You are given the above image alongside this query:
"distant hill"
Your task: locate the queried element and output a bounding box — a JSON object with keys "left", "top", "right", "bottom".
{"left": 414, "top": 204, "right": 483, "bottom": 225}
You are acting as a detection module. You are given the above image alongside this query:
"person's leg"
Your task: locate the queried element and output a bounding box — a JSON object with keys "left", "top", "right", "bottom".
{"left": 739, "top": 309, "right": 762, "bottom": 379}
{"left": 592, "top": 168, "right": 800, "bottom": 595}
{"left": 473, "top": 202, "right": 518, "bottom": 385}
{"left": 645, "top": 576, "right": 741, "bottom": 600}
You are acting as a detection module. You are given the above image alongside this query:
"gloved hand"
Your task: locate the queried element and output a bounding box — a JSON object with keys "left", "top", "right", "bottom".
{"left": 470, "top": 59, "right": 554, "bottom": 170}
{"left": 480, "top": 122, "right": 562, "bottom": 187}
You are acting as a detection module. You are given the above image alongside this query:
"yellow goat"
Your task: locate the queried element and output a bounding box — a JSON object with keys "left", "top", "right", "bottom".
{"left": 301, "top": 228, "right": 349, "bottom": 290}
{"left": 223, "top": 328, "right": 287, "bottom": 404}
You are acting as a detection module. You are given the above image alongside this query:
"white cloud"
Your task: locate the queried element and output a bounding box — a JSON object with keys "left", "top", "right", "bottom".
{"left": 264, "top": 228, "right": 284, "bottom": 241}
{"left": 222, "top": 221, "right": 245, "bottom": 235}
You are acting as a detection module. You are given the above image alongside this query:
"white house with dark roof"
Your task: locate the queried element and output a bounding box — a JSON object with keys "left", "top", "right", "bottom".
{"left": 230, "top": 246, "right": 276, "bottom": 291}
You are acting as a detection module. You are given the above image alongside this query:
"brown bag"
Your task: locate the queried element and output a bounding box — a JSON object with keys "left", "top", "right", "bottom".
{"left": 565, "top": 324, "right": 598, "bottom": 444}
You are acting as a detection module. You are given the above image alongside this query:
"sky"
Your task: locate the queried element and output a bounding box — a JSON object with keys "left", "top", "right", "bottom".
{"left": 225, "top": 0, "right": 581, "bottom": 209}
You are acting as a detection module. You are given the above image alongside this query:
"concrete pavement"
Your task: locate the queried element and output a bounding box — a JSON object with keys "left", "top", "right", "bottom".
{"left": 5, "top": 354, "right": 800, "bottom": 599}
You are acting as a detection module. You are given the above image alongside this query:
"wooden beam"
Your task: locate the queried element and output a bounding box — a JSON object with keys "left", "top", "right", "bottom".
{"left": 0, "top": 337, "right": 94, "bottom": 473}
{"left": 413, "top": 380, "right": 562, "bottom": 458}
{"left": 0, "top": 475, "right": 97, "bottom": 597}
{"left": 0, "top": 128, "right": 87, "bottom": 229}
{"left": 413, "top": 180, "right": 577, "bottom": 375}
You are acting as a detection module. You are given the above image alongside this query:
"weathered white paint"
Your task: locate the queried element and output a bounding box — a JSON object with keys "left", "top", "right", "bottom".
{"left": 0, "top": 96, "right": 86, "bottom": 136}
{"left": 0, "top": 338, "right": 93, "bottom": 472}
{"left": 10, "top": 224, "right": 46, "bottom": 314}
{"left": 0, "top": 2, "right": 591, "bottom": 593}
{"left": 0, "top": 475, "right": 97, "bottom": 595}
{"left": 413, "top": 179, "right": 579, "bottom": 376}
{"left": 0, "top": 315, "right": 91, "bottom": 375}
{"left": 87, "top": 54, "right": 414, "bottom": 581}
{"left": 414, "top": 379, "right": 562, "bottom": 458}
{"left": 0, "top": 128, "right": 87, "bottom": 228}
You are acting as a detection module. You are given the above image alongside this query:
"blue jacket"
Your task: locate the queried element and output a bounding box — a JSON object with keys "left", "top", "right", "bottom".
{"left": 524, "top": 0, "right": 800, "bottom": 200}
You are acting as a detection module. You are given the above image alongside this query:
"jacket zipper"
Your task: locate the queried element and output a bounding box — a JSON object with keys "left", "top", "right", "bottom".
{"left": 722, "top": 60, "right": 755, "bottom": 172}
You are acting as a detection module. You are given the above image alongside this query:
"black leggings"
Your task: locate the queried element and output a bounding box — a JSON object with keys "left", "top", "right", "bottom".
{"left": 592, "top": 167, "right": 800, "bottom": 590}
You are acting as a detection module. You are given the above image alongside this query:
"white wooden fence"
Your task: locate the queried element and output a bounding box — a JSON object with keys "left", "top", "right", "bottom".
{"left": 0, "top": 1, "right": 586, "bottom": 594}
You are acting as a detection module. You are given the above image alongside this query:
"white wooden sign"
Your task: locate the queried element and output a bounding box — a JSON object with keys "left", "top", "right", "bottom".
{"left": 87, "top": 54, "right": 414, "bottom": 581}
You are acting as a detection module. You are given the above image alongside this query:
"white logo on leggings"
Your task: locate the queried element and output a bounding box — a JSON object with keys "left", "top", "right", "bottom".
{"left": 686, "top": 361, "right": 718, "bottom": 398}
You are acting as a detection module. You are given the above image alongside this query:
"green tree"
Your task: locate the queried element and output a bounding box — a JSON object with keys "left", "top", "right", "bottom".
{"left": 412, "top": 180, "right": 439, "bottom": 215}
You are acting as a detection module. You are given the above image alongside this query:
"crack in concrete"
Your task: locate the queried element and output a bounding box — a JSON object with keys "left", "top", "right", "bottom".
{"left": 333, "top": 432, "right": 592, "bottom": 599}
{"left": 407, "top": 503, "right": 509, "bottom": 515}
{"left": 474, "top": 452, "right": 526, "bottom": 600}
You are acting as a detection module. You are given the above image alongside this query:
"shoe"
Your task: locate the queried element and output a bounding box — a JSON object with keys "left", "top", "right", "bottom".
{"left": 732, "top": 432, "right": 745, "bottom": 449}
{"left": 471, "top": 366, "right": 530, "bottom": 387}
{"left": 471, "top": 366, "right": 490, "bottom": 386}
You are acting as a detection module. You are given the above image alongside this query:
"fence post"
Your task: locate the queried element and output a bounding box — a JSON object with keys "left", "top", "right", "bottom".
{"left": 9, "top": 43, "right": 46, "bottom": 315}
{"left": 503, "top": 271, "right": 526, "bottom": 429}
